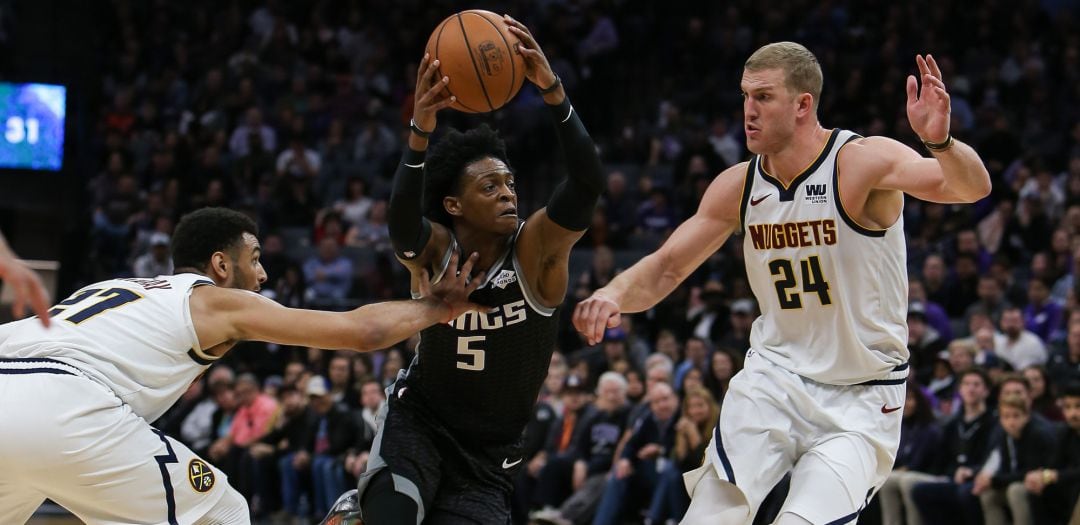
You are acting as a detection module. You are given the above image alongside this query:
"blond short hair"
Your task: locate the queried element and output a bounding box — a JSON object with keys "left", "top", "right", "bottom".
{"left": 744, "top": 42, "right": 823, "bottom": 110}
{"left": 999, "top": 394, "right": 1029, "bottom": 414}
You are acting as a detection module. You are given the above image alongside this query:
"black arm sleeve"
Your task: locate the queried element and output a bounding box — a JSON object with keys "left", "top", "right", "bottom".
{"left": 388, "top": 147, "right": 432, "bottom": 260}
{"left": 545, "top": 96, "right": 604, "bottom": 231}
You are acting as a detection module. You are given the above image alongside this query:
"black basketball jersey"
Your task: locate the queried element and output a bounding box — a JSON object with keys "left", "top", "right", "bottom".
{"left": 402, "top": 222, "right": 559, "bottom": 445}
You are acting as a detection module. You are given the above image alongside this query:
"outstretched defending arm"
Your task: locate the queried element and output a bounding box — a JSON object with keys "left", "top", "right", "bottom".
{"left": 573, "top": 163, "right": 747, "bottom": 345}
{"left": 191, "top": 252, "right": 482, "bottom": 353}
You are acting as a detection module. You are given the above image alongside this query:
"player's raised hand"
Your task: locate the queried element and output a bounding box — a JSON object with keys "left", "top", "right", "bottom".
{"left": 503, "top": 15, "right": 558, "bottom": 91}
{"left": 420, "top": 251, "right": 485, "bottom": 323}
{"left": 412, "top": 53, "right": 456, "bottom": 135}
{"left": 906, "top": 54, "right": 951, "bottom": 144}
{"left": 573, "top": 291, "right": 622, "bottom": 346}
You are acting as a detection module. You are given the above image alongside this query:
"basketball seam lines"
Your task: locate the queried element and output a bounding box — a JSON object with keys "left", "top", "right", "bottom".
{"left": 434, "top": 17, "right": 480, "bottom": 113}
{"left": 474, "top": 13, "right": 517, "bottom": 106}
{"left": 456, "top": 12, "right": 495, "bottom": 112}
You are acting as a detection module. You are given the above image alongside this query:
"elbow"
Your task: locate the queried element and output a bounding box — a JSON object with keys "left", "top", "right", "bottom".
{"left": 971, "top": 174, "right": 992, "bottom": 201}
{"left": 355, "top": 326, "right": 386, "bottom": 352}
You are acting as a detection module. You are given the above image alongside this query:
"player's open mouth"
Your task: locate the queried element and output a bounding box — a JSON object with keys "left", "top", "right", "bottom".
{"left": 500, "top": 208, "right": 517, "bottom": 217}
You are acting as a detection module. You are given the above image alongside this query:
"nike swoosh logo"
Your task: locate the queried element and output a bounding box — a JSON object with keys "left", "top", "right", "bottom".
{"left": 750, "top": 194, "right": 771, "bottom": 206}
{"left": 881, "top": 404, "right": 902, "bottom": 414}
{"left": 502, "top": 457, "right": 523, "bottom": 469}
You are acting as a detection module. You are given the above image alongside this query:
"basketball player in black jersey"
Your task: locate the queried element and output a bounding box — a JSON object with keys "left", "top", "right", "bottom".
{"left": 350, "top": 15, "right": 603, "bottom": 524}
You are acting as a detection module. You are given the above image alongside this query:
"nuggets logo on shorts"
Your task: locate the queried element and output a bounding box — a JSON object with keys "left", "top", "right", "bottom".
{"left": 188, "top": 459, "right": 215, "bottom": 493}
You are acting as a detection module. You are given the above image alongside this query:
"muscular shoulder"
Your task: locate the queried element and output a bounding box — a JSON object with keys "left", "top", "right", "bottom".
{"left": 698, "top": 161, "right": 752, "bottom": 221}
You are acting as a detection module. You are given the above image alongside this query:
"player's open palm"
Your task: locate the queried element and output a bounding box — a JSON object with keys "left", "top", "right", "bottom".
{"left": 421, "top": 251, "right": 485, "bottom": 322}
{"left": 906, "top": 54, "right": 951, "bottom": 143}
{"left": 573, "top": 291, "right": 621, "bottom": 346}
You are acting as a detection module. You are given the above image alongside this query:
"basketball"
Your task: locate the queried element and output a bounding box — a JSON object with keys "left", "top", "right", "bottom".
{"left": 425, "top": 10, "right": 526, "bottom": 113}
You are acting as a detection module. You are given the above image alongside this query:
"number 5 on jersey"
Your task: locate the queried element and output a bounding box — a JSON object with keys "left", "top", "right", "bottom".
{"left": 456, "top": 336, "right": 486, "bottom": 371}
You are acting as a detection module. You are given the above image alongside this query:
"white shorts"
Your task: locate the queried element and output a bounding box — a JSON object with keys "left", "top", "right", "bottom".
{"left": 0, "top": 358, "right": 248, "bottom": 524}
{"left": 688, "top": 350, "right": 905, "bottom": 524}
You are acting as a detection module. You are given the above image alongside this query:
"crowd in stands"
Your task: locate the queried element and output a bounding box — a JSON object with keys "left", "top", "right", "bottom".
{"left": 76, "top": 0, "right": 1080, "bottom": 523}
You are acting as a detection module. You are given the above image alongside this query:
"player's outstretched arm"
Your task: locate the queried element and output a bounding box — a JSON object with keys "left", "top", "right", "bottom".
{"left": 573, "top": 164, "right": 745, "bottom": 345}
{"left": 388, "top": 52, "right": 455, "bottom": 272}
{"left": 191, "top": 252, "right": 482, "bottom": 353}
{"left": 0, "top": 232, "right": 51, "bottom": 327}
{"left": 871, "top": 54, "right": 990, "bottom": 204}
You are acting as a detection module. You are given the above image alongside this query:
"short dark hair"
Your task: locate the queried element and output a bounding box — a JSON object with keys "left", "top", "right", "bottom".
{"left": 960, "top": 368, "right": 991, "bottom": 388}
{"left": 1061, "top": 381, "right": 1080, "bottom": 399}
{"left": 423, "top": 124, "right": 511, "bottom": 227}
{"left": 172, "top": 207, "right": 259, "bottom": 272}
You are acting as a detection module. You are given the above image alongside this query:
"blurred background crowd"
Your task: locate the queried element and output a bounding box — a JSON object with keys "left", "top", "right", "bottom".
{"left": 12, "top": 0, "right": 1080, "bottom": 523}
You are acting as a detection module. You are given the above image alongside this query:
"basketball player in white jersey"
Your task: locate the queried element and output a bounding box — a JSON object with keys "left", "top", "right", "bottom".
{"left": 574, "top": 43, "right": 991, "bottom": 524}
{"left": 0, "top": 207, "right": 483, "bottom": 524}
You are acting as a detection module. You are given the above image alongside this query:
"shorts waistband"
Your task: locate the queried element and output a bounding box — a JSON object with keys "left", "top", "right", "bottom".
{"left": 0, "top": 357, "right": 83, "bottom": 377}
{"left": 856, "top": 362, "right": 909, "bottom": 386}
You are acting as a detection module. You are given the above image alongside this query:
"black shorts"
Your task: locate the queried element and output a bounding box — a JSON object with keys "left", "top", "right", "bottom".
{"left": 357, "top": 384, "right": 525, "bottom": 524}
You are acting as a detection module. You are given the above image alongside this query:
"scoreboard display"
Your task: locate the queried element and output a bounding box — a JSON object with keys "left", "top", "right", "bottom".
{"left": 0, "top": 82, "right": 66, "bottom": 171}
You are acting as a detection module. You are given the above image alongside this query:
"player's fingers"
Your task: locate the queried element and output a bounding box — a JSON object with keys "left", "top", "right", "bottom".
{"left": 505, "top": 22, "right": 538, "bottom": 49}
{"left": 607, "top": 313, "right": 621, "bottom": 329}
{"left": 927, "top": 54, "right": 943, "bottom": 79}
{"left": 571, "top": 300, "right": 588, "bottom": 331}
{"left": 916, "top": 55, "right": 930, "bottom": 78}
{"left": 572, "top": 300, "right": 592, "bottom": 339}
{"left": 932, "top": 86, "right": 950, "bottom": 104}
{"left": 445, "top": 250, "right": 460, "bottom": 278}
{"left": 574, "top": 300, "right": 596, "bottom": 336}
{"left": 423, "top": 58, "right": 440, "bottom": 85}
{"left": 516, "top": 46, "right": 541, "bottom": 60}
{"left": 465, "top": 266, "right": 484, "bottom": 295}
{"left": 12, "top": 293, "right": 24, "bottom": 319}
{"left": 905, "top": 75, "right": 918, "bottom": 104}
{"left": 420, "top": 72, "right": 446, "bottom": 103}
{"left": 458, "top": 251, "right": 477, "bottom": 280}
{"left": 922, "top": 73, "right": 946, "bottom": 91}
{"left": 416, "top": 53, "right": 430, "bottom": 83}
{"left": 591, "top": 305, "right": 610, "bottom": 345}
{"left": 29, "top": 285, "right": 51, "bottom": 327}
{"left": 431, "top": 95, "right": 456, "bottom": 111}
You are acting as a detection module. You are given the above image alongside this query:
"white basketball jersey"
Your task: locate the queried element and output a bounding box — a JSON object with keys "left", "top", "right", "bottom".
{"left": 0, "top": 273, "right": 220, "bottom": 421}
{"left": 740, "top": 129, "right": 909, "bottom": 385}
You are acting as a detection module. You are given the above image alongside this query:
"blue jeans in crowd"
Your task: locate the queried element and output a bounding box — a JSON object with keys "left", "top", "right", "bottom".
{"left": 278, "top": 452, "right": 306, "bottom": 516}
{"left": 647, "top": 462, "right": 689, "bottom": 522}
{"left": 311, "top": 453, "right": 346, "bottom": 516}
{"left": 593, "top": 460, "right": 660, "bottom": 525}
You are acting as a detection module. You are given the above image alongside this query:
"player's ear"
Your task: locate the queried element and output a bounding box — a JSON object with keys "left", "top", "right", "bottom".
{"left": 444, "top": 196, "right": 463, "bottom": 217}
{"left": 796, "top": 92, "right": 814, "bottom": 117}
{"left": 210, "top": 252, "right": 230, "bottom": 280}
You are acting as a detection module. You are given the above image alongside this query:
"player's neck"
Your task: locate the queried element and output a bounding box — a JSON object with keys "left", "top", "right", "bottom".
{"left": 454, "top": 227, "right": 512, "bottom": 272}
{"left": 760, "top": 125, "right": 831, "bottom": 185}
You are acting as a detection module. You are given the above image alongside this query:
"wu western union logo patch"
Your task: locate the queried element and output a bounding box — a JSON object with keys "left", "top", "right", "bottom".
{"left": 189, "top": 458, "right": 215, "bottom": 493}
